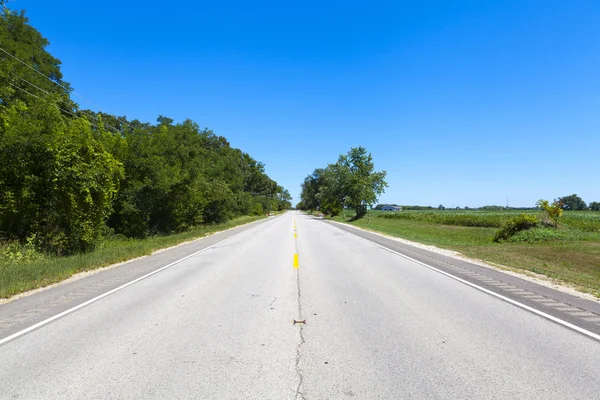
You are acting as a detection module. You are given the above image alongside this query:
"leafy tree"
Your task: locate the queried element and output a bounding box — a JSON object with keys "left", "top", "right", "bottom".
{"left": 300, "top": 168, "right": 325, "bottom": 211}
{"left": 298, "top": 147, "right": 387, "bottom": 218}
{"left": 558, "top": 194, "right": 587, "bottom": 210}
{"left": 0, "top": 6, "right": 290, "bottom": 252}
{"left": 334, "top": 147, "right": 387, "bottom": 218}
{"left": 0, "top": 8, "right": 74, "bottom": 111}
{"left": 589, "top": 202, "right": 600, "bottom": 211}
{"left": 276, "top": 187, "right": 292, "bottom": 211}
{"left": 438, "top": 204, "right": 445, "bottom": 210}
{"left": 317, "top": 163, "right": 347, "bottom": 216}
{"left": 0, "top": 100, "right": 123, "bottom": 253}
{"left": 536, "top": 199, "right": 563, "bottom": 226}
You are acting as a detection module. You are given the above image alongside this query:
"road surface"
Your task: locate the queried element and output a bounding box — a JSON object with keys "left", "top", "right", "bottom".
{"left": 1, "top": 211, "right": 599, "bottom": 399}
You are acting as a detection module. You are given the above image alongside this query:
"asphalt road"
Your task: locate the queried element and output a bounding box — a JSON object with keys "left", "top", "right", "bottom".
{"left": 1, "top": 211, "right": 600, "bottom": 399}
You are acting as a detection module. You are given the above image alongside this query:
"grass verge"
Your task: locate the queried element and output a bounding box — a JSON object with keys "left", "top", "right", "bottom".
{"left": 331, "top": 214, "right": 600, "bottom": 297}
{"left": 0, "top": 215, "right": 266, "bottom": 299}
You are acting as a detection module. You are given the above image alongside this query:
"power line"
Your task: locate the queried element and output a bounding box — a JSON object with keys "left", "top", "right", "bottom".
{"left": 17, "top": 77, "right": 122, "bottom": 134}
{"left": 9, "top": 81, "right": 77, "bottom": 118}
{"left": 9, "top": 82, "right": 112, "bottom": 133}
{"left": 0, "top": 46, "right": 72, "bottom": 94}
{"left": 0, "top": 45, "right": 133, "bottom": 129}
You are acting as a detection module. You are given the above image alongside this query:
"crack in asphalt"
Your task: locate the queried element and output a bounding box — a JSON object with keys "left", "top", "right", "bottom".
{"left": 294, "top": 267, "right": 307, "bottom": 400}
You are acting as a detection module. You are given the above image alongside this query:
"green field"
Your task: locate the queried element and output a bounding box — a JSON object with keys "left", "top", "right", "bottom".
{"left": 0, "top": 215, "right": 265, "bottom": 299}
{"left": 331, "top": 210, "right": 600, "bottom": 297}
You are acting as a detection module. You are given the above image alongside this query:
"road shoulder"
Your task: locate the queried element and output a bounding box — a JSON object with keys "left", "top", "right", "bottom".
{"left": 0, "top": 216, "right": 277, "bottom": 342}
{"left": 325, "top": 218, "right": 600, "bottom": 338}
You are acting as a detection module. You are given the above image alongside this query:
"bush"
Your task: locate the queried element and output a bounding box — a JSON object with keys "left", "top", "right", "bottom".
{"left": 0, "top": 234, "right": 44, "bottom": 263}
{"left": 536, "top": 199, "right": 563, "bottom": 226}
{"left": 251, "top": 203, "right": 264, "bottom": 216}
{"left": 493, "top": 214, "right": 539, "bottom": 242}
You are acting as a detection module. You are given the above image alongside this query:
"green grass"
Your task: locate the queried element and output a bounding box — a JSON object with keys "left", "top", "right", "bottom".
{"left": 374, "top": 209, "right": 600, "bottom": 231}
{"left": 0, "top": 215, "right": 265, "bottom": 299}
{"left": 331, "top": 211, "right": 600, "bottom": 297}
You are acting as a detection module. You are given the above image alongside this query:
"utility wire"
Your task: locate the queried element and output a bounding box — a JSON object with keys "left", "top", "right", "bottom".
{"left": 0, "top": 46, "right": 72, "bottom": 94}
{"left": 0, "top": 45, "right": 133, "bottom": 129}
{"left": 18, "top": 76, "right": 122, "bottom": 134}
{"left": 9, "top": 81, "right": 110, "bottom": 132}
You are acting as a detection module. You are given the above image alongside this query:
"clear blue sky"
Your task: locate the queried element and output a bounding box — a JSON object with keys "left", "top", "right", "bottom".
{"left": 15, "top": 0, "right": 600, "bottom": 207}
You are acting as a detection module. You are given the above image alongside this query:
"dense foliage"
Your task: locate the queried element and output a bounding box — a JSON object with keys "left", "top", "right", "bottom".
{"left": 558, "top": 194, "right": 587, "bottom": 211}
{"left": 0, "top": 8, "right": 290, "bottom": 254}
{"left": 536, "top": 199, "right": 563, "bottom": 227}
{"left": 297, "top": 147, "right": 387, "bottom": 218}
{"left": 493, "top": 214, "right": 539, "bottom": 242}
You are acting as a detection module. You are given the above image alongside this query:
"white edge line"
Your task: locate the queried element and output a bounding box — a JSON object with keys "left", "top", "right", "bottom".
{"left": 0, "top": 223, "right": 262, "bottom": 346}
{"left": 332, "top": 222, "right": 600, "bottom": 342}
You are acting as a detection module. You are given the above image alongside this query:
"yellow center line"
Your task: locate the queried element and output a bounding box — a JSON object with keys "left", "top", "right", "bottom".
{"left": 293, "top": 213, "right": 299, "bottom": 268}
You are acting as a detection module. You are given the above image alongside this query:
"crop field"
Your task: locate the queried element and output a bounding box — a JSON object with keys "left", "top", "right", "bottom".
{"left": 374, "top": 209, "right": 600, "bottom": 232}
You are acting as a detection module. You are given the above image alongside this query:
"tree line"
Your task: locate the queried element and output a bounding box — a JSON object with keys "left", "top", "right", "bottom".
{"left": 376, "top": 194, "right": 600, "bottom": 212}
{"left": 297, "top": 147, "right": 387, "bottom": 218}
{"left": 0, "top": 8, "right": 291, "bottom": 254}
{"left": 555, "top": 194, "right": 599, "bottom": 211}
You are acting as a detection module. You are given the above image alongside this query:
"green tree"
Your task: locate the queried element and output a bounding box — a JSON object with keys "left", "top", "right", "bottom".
{"left": 337, "top": 147, "right": 387, "bottom": 218}
{"left": 558, "top": 194, "right": 587, "bottom": 210}
{"left": 0, "top": 6, "right": 290, "bottom": 250}
{"left": 300, "top": 168, "right": 325, "bottom": 211}
{"left": 276, "top": 187, "right": 292, "bottom": 211}
{"left": 317, "top": 163, "right": 346, "bottom": 216}
{"left": 298, "top": 147, "right": 387, "bottom": 218}
{"left": 0, "top": 100, "right": 123, "bottom": 253}
{"left": 536, "top": 199, "right": 563, "bottom": 226}
{"left": 297, "top": 147, "right": 388, "bottom": 218}
{"left": 589, "top": 202, "right": 600, "bottom": 211}
{"left": 0, "top": 8, "right": 74, "bottom": 111}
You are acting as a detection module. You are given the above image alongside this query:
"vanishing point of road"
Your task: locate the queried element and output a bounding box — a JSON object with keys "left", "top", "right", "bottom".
{"left": 1, "top": 211, "right": 600, "bottom": 399}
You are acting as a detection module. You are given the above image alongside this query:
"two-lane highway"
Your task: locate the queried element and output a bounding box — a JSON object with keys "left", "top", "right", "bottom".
{"left": 1, "top": 211, "right": 599, "bottom": 399}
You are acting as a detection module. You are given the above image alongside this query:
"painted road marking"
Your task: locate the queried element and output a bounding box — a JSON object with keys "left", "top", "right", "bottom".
{"left": 332, "top": 223, "right": 600, "bottom": 342}
{"left": 293, "top": 213, "right": 299, "bottom": 268}
{"left": 0, "top": 223, "right": 266, "bottom": 347}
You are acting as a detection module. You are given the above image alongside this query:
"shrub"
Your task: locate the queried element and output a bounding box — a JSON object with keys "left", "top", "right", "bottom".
{"left": 0, "top": 234, "right": 44, "bottom": 263}
{"left": 251, "top": 203, "right": 264, "bottom": 216}
{"left": 493, "top": 214, "right": 539, "bottom": 242}
{"left": 536, "top": 199, "right": 563, "bottom": 227}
